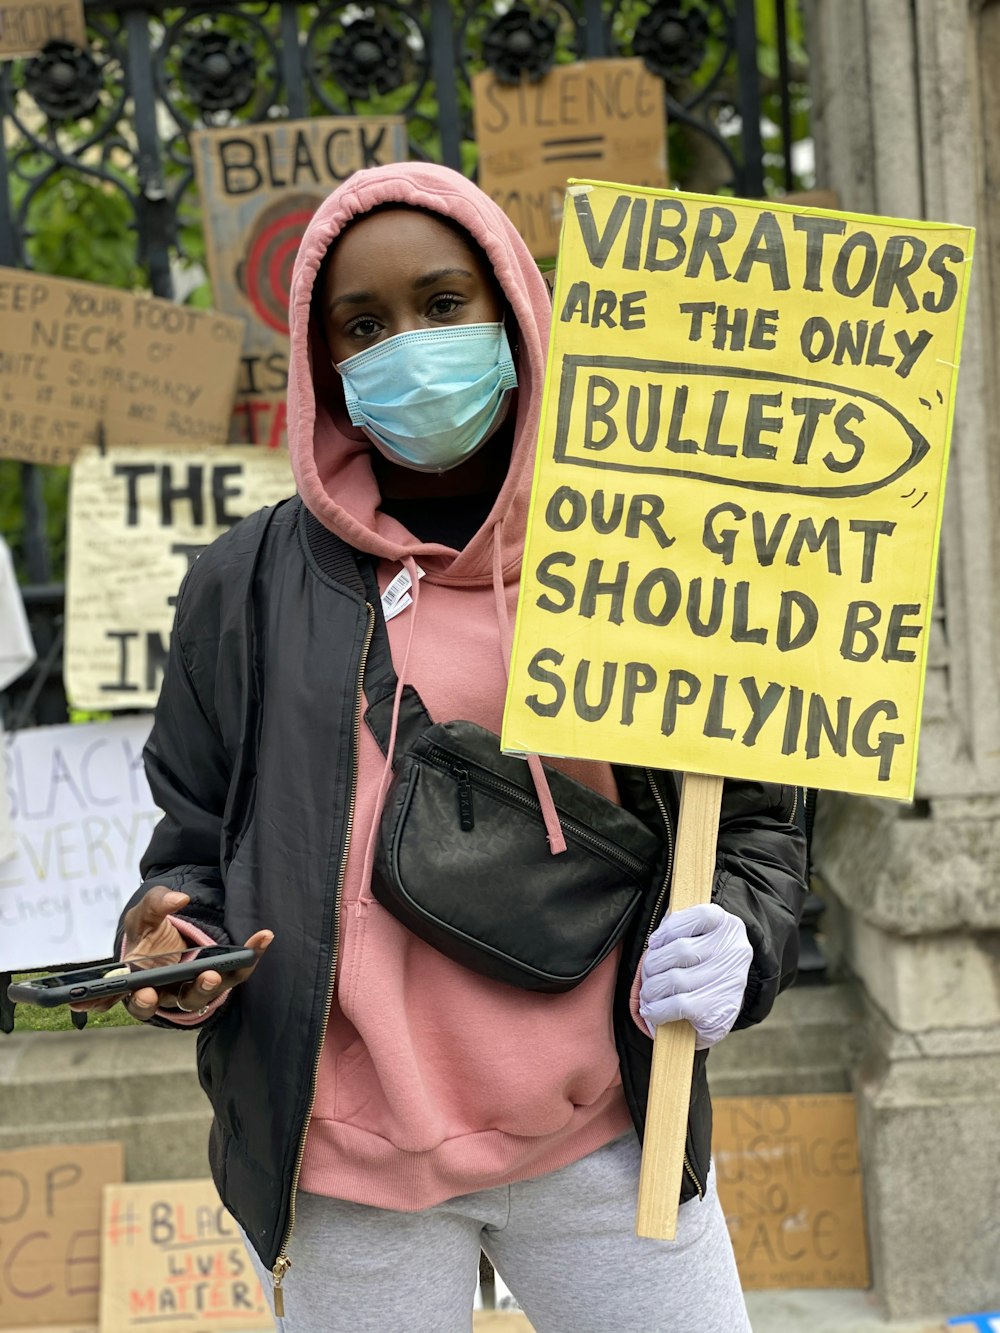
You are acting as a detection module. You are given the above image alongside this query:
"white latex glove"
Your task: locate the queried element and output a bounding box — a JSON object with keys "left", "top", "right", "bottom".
{"left": 638, "top": 903, "right": 753, "bottom": 1050}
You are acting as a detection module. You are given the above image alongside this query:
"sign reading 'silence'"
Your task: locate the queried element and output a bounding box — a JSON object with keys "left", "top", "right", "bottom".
{"left": 502, "top": 183, "right": 974, "bottom": 800}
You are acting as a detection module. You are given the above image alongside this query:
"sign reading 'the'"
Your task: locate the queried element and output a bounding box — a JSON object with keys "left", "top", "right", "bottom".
{"left": 502, "top": 183, "right": 974, "bottom": 799}
{"left": 191, "top": 116, "right": 409, "bottom": 449}
{"left": 65, "top": 446, "right": 294, "bottom": 709}
{"left": 0, "top": 271, "right": 245, "bottom": 465}
{"left": 474, "top": 60, "right": 667, "bottom": 260}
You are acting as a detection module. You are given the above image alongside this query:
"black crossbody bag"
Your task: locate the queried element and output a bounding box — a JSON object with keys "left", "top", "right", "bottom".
{"left": 353, "top": 554, "right": 668, "bottom": 993}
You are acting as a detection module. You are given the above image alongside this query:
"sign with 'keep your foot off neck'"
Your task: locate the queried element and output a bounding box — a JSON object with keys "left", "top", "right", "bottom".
{"left": 502, "top": 183, "right": 974, "bottom": 800}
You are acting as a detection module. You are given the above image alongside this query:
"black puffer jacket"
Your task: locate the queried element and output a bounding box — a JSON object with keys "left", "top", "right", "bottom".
{"left": 119, "top": 497, "right": 807, "bottom": 1280}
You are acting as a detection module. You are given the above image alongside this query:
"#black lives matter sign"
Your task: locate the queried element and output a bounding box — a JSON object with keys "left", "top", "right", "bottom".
{"left": 100, "top": 1179, "right": 273, "bottom": 1332}
{"left": 502, "top": 182, "right": 973, "bottom": 800}
{"left": 64, "top": 447, "right": 294, "bottom": 709}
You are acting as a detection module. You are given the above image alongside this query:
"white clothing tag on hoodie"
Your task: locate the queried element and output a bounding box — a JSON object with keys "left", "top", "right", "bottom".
{"left": 382, "top": 564, "right": 425, "bottom": 622}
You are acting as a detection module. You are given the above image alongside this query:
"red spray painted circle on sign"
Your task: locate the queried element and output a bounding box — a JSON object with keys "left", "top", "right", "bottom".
{"left": 242, "top": 197, "right": 322, "bottom": 335}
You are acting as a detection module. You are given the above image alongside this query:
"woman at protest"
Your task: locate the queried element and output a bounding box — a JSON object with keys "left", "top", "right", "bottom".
{"left": 79, "top": 163, "right": 807, "bottom": 1331}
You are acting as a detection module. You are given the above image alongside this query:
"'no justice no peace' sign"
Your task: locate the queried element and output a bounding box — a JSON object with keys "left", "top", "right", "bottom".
{"left": 502, "top": 183, "right": 974, "bottom": 800}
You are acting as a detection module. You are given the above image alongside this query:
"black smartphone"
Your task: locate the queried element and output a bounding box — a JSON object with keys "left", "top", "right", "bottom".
{"left": 5, "top": 945, "right": 257, "bottom": 1008}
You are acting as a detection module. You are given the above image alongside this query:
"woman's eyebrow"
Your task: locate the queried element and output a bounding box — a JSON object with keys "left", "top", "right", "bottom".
{"left": 326, "top": 267, "right": 474, "bottom": 312}
{"left": 412, "top": 267, "right": 475, "bottom": 289}
{"left": 328, "top": 289, "right": 376, "bottom": 312}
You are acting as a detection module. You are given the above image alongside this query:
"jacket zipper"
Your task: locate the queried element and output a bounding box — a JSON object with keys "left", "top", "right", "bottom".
{"left": 271, "top": 603, "right": 375, "bottom": 1317}
{"left": 642, "top": 770, "right": 675, "bottom": 951}
{"left": 643, "top": 770, "right": 703, "bottom": 1202}
{"left": 424, "top": 748, "right": 647, "bottom": 877}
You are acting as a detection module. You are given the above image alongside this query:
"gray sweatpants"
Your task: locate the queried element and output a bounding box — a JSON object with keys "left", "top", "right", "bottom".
{"left": 243, "top": 1134, "right": 751, "bottom": 1332}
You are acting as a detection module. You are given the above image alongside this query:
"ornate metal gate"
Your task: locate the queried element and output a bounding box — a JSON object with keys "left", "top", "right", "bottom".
{"left": 0, "top": 0, "right": 808, "bottom": 729}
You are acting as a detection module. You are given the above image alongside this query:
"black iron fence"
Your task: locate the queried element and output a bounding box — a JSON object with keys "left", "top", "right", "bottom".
{"left": 1, "top": 0, "right": 809, "bottom": 731}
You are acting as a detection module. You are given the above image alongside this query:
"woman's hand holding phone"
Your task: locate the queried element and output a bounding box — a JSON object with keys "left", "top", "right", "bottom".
{"left": 69, "top": 885, "right": 274, "bottom": 1021}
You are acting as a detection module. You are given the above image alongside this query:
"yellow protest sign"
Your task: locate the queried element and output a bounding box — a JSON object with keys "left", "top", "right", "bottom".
{"left": 502, "top": 183, "right": 974, "bottom": 799}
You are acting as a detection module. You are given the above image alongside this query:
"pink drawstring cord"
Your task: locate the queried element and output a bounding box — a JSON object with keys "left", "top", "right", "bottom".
{"left": 491, "top": 521, "right": 567, "bottom": 855}
{"left": 360, "top": 554, "right": 423, "bottom": 896}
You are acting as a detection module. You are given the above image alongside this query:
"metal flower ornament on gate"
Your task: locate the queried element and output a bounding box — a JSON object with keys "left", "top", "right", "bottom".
{"left": 178, "top": 31, "right": 257, "bottom": 116}
{"left": 481, "top": 4, "right": 559, "bottom": 84}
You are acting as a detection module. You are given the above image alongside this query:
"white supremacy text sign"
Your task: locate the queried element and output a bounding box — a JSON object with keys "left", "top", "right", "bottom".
{"left": 0, "top": 271, "right": 245, "bottom": 465}
{"left": 0, "top": 716, "right": 156, "bottom": 971}
{"left": 65, "top": 446, "right": 293, "bottom": 709}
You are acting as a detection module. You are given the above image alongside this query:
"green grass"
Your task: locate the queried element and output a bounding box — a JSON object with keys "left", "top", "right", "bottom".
{"left": 10, "top": 976, "right": 135, "bottom": 1032}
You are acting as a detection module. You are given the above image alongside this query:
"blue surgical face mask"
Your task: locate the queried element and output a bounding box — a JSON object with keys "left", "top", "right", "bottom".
{"left": 335, "top": 323, "right": 518, "bottom": 473}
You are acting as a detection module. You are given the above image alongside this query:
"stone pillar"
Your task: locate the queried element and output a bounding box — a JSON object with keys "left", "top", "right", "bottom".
{"left": 805, "top": 0, "right": 1000, "bottom": 1319}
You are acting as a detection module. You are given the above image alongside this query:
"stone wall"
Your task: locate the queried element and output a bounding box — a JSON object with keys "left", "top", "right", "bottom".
{"left": 804, "top": 0, "right": 1000, "bottom": 1318}
{"left": 0, "top": 987, "right": 860, "bottom": 1175}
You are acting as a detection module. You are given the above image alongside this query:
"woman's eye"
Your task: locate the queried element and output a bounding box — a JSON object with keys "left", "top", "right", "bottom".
{"left": 428, "top": 294, "right": 463, "bottom": 318}
{"left": 346, "top": 316, "right": 381, "bottom": 339}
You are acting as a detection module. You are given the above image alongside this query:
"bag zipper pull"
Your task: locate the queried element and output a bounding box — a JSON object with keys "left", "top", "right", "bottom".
{"left": 272, "top": 1255, "right": 291, "bottom": 1317}
{"left": 455, "top": 768, "right": 475, "bottom": 831}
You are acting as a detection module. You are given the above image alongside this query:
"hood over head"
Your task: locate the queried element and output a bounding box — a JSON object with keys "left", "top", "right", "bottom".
{"left": 287, "top": 162, "right": 552, "bottom": 585}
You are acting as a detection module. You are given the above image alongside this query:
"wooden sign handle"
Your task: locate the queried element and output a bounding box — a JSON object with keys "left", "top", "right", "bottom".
{"left": 635, "top": 771, "right": 724, "bottom": 1240}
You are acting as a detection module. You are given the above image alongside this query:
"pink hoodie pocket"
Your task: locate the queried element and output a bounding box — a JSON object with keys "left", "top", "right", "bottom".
{"left": 327, "top": 899, "right": 623, "bottom": 1152}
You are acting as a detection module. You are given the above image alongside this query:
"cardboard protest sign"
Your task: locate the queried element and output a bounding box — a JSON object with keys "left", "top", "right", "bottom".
{"left": 474, "top": 61, "right": 666, "bottom": 260}
{"left": 0, "top": 0, "right": 86, "bottom": 59}
{"left": 502, "top": 183, "right": 974, "bottom": 800}
{"left": 0, "top": 715, "right": 156, "bottom": 971}
{"left": 0, "top": 720, "right": 15, "bottom": 865}
{"left": 0, "top": 271, "right": 244, "bottom": 465}
{"left": 0, "top": 536, "right": 36, "bottom": 691}
{"left": 713, "top": 1094, "right": 870, "bottom": 1289}
{"left": 99, "top": 1179, "right": 273, "bottom": 1332}
{"left": 64, "top": 446, "right": 293, "bottom": 709}
{"left": 191, "top": 116, "right": 409, "bottom": 449}
{"left": 2, "top": 1326, "right": 95, "bottom": 1332}
{"left": 0, "top": 1141, "right": 122, "bottom": 1328}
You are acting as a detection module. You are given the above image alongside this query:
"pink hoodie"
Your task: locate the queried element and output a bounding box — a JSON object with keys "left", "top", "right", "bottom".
{"left": 287, "top": 163, "right": 632, "bottom": 1210}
